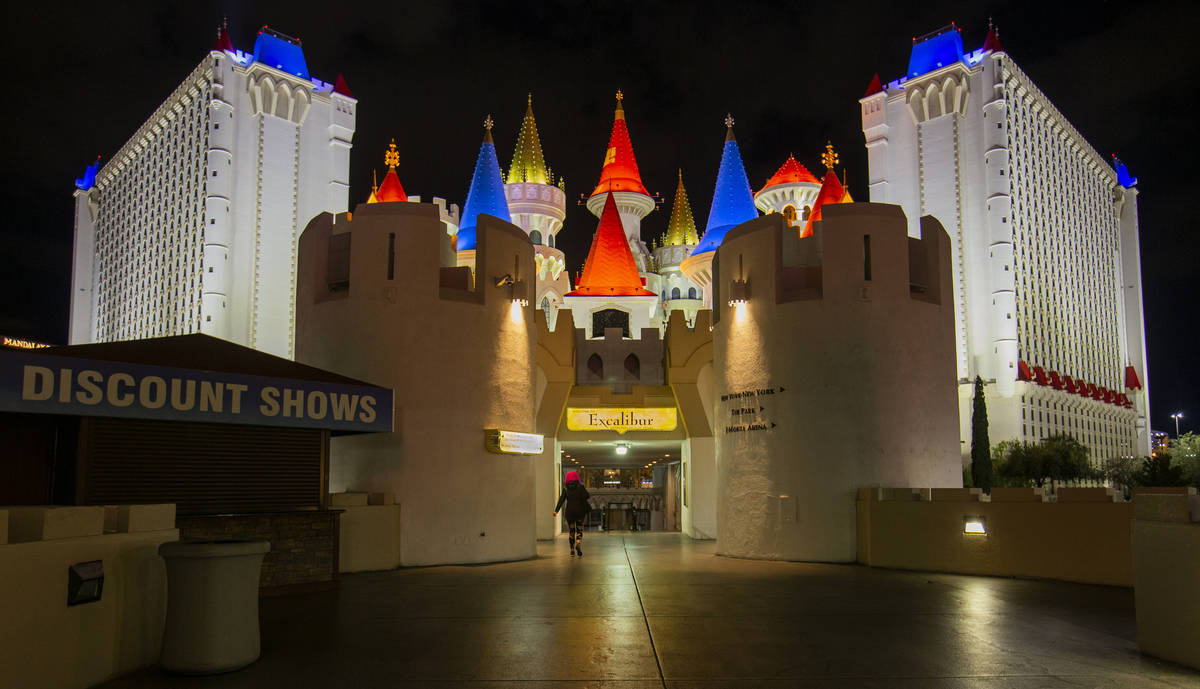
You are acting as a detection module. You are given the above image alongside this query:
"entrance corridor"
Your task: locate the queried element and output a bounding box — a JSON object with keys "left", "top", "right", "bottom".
{"left": 101, "top": 534, "right": 1197, "bottom": 688}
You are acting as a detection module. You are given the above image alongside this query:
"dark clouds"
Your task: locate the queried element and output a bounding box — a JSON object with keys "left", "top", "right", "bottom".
{"left": 2, "top": 0, "right": 1194, "bottom": 433}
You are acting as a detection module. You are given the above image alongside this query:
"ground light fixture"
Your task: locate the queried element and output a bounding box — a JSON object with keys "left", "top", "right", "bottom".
{"left": 963, "top": 517, "right": 987, "bottom": 535}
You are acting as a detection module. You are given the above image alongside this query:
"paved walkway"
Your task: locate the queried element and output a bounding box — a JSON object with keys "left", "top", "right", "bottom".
{"left": 103, "top": 533, "right": 1198, "bottom": 688}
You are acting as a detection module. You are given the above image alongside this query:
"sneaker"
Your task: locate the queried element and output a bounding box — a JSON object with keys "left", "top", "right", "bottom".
{"left": 576, "top": 545, "right": 582, "bottom": 557}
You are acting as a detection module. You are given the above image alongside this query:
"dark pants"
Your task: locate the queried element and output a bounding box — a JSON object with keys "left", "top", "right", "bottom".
{"left": 567, "top": 520, "right": 583, "bottom": 546}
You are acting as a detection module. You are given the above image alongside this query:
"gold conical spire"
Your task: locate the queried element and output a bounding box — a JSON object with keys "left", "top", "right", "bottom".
{"left": 663, "top": 169, "right": 699, "bottom": 246}
{"left": 507, "top": 94, "right": 550, "bottom": 185}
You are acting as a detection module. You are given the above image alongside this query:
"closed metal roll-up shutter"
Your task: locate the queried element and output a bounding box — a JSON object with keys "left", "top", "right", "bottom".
{"left": 83, "top": 417, "right": 325, "bottom": 515}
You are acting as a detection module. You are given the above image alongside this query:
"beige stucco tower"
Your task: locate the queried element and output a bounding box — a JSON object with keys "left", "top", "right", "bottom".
{"left": 295, "top": 200, "right": 537, "bottom": 566}
{"left": 713, "top": 204, "right": 962, "bottom": 561}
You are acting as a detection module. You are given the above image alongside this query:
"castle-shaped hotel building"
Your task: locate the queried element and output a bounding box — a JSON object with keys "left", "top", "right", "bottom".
{"left": 69, "top": 26, "right": 357, "bottom": 359}
{"left": 859, "top": 24, "right": 1150, "bottom": 458}
{"left": 67, "top": 19, "right": 1148, "bottom": 499}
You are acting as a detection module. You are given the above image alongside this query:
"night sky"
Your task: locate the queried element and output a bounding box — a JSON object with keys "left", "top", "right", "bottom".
{"left": 2, "top": 1, "right": 1195, "bottom": 436}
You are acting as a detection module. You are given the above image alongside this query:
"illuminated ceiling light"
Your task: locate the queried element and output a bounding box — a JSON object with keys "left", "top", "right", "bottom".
{"left": 615, "top": 443, "right": 629, "bottom": 456}
{"left": 963, "top": 517, "right": 987, "bottom": 535}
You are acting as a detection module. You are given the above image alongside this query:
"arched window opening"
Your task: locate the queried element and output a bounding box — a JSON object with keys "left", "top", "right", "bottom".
{"left": 671, "top": 287, "right": 681, "bottom": 300}
{"left": 782, "top": 204, "right": 797, "bottom": 226}
{"left": 592, "top": 309, "right": 630, "bottom": 338}
{"left": 624, "top": 353, "right": 640, "bottom": 380}
{"left": 688, "top": 287, "right": 697, "bottom": 299}
{"left": 530, "top": 230, "right": 542, "bottom": 245}
{"left": 586, "top": 353, "right": 603, "bottom": 381}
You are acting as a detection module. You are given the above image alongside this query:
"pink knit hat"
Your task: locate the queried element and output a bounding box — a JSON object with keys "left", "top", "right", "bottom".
{"left": 564, "top": 470, "right": 580, "bottom": 484}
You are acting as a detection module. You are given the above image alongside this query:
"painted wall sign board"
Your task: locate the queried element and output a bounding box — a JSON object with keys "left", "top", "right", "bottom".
{"left": 485, "top": 429, "right": 544, "bottom": 455}
{"left": 565, "top": 407, "right": 678, "bottom": 434}
{"left": 0, "top": 350, "right": 394, "bottom": 433}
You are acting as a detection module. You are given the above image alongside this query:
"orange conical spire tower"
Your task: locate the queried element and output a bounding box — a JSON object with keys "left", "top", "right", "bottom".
{"left": 567, "top": 193, "right": 655, "bottom": 296}
{"left": 585, "top": 90, "right": 656, "bottom": 272}
{"left": 590, "top": 90, "right": 649, "bottom": 197}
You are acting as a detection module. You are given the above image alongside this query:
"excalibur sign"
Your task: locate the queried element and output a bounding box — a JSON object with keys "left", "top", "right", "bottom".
{"left": 565, "top": 407, "right": 678, "bottom": 434}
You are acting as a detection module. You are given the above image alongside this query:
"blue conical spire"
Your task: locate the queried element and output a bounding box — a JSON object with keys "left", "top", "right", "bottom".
{"left": 457, "top": 115, "right": 511, "bottom": 251}
{"left": 691, "top": 115, "right": 757, "bottom": 256}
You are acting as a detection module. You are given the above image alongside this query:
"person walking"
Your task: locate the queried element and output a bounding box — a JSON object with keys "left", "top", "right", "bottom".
{"left": 553, "top": 470, "right": 591, "bottom": 557}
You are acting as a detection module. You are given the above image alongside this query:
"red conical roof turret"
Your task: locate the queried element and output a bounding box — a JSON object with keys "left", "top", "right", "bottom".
{"left": 214, "top": 20, "right": 234, "bottom": 53}
{"left": 590, "top": 91, "right": 649, "bottom": 198}
{"left": 333, "top": 73, "right": 354, "bottom": 98}
{"left": 758, "top": 154, "right": 820, "bottom": 193}
{"left": 567, "top": 192, "right": 655, "bottom": 296}
{"left": 863, "top": 73, "right": 884, "bottom": 97}
{"left": 983, "top": 26, "right": 1004, "bottom": 53}
{"left": 801, "top": 170, "right": 850, "bottom": 238}
{"left": 369, "top": 140, "right": 407, "bottom": 203}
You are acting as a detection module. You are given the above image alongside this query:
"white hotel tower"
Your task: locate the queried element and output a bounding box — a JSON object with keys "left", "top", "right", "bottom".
{"left": 860, "top": 24, "right": 1151, "bottom": 462}
{"left": 69, "top": 25, "right": 356, "bottom": 358}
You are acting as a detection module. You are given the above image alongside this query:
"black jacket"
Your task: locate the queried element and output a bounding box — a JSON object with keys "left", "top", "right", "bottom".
{"left": 555, "top": 481, "right": 591, "bottom": 522}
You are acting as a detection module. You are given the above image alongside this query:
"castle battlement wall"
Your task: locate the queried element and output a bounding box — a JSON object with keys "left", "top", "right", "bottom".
{"left": 295, "top": 202, "right": 537, "bottom": 566}
{"left": 713, "top": 203, "right": 960, "bottom": 562}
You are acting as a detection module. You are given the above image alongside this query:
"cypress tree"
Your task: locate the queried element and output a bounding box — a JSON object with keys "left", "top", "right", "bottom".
{"left": 971, "top": 375, "right": 993, "bottom": 493}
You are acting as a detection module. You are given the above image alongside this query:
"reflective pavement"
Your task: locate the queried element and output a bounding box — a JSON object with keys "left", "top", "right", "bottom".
{"left": 101, "top": 532, "right": 1199, "bottom": 688}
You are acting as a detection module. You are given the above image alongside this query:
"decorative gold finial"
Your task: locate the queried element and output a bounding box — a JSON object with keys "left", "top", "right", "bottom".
{"left": 372, "top": 169, "right": 378, "bottom": 192}
{"left": 527, "top": 92, "right": 533, "bottom": 106}
{"left": 384, "top": 139, "right": 399, "bottom": 169}
{"left": 678, "top": 168, "right": 683, "bottom": 182}
{"left": 821, "top": 141, "right": 839, "bottom": 171}
{"left": 615, "top": 89, "right": 624, "bottom": 103}
{"left": 484, "top": 114, "right": 494, "bottom": 131}
{"left": 724, "top": 113, "right": 735, "bottom": 129}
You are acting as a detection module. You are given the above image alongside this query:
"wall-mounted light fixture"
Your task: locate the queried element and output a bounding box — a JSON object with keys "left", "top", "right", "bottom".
{"left": 615, "top": 442, "right": 629, "bottom": 456}
{"left": 728, "top": 255, "right": 750, "bottom": 307}
{"left": 495, "top": 273, "right": 529, "bottom": 306}
{"left": 963, "top": 516, "right": 987, "bottom": 535}
{"left": 68, "top": 560, "right": 104, "bottom": 606}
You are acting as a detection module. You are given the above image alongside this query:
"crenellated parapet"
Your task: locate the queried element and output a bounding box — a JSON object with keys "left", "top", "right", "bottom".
{"left": 712, "top": 202, "right": 960, "bottom": 562}
{"left": 294, "top": 199, "right": 537, "bottom": 566}
{"left": 574, "top": 326, "right": 664, "bottom": 394}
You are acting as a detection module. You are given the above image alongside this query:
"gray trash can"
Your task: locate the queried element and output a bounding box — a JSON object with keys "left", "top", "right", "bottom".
{"left": 158, "top": 540, "right": 271, "bottom": 674}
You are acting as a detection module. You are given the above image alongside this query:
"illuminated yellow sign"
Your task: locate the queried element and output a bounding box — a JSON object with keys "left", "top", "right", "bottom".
{"left": 3, "top": 336, "right": 51, "bottom": 350}
{"left": 485, "top": 429, "right": 544, "bottom": 455}
{"left": 565, "top": 407, "right": 678, "bottom": 434}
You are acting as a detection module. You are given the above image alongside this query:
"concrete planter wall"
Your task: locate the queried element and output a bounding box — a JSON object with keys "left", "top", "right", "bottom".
{"left": 159, "top": 540, "right": 270, "bottom": 675}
